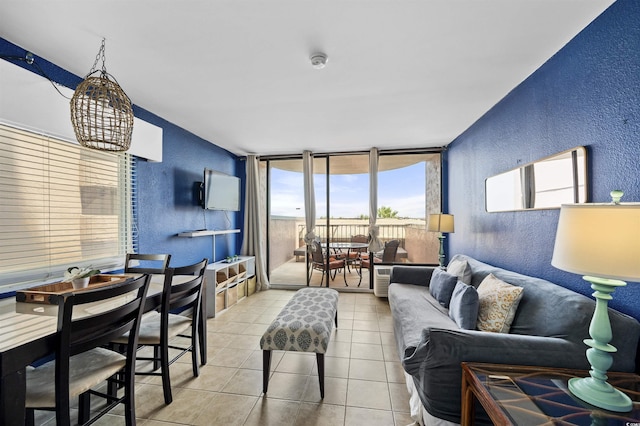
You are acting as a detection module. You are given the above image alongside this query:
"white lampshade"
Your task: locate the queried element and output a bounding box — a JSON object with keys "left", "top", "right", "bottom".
{"left": 427, "top": 214, "right": 455, "bottom": 233}
{"left": 551, "top": 203, "right": 640, "bottom": 282}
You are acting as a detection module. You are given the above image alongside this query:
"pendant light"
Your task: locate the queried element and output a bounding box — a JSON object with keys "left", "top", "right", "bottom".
{"left": 70, "top": 39, "right": 134, "bottom": 152}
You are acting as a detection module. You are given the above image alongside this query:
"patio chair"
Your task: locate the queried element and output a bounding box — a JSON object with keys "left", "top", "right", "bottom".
{"left": 309, "top": 240, "right": 346, "bottom": 286}
{"left": 347, "top": 234, "right": 369, "bottom": 272}
{"left": 361, "top": 239, "right": 399, "bottom": 268}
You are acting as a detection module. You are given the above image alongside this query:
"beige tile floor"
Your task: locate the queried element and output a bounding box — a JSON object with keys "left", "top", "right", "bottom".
{"left": 35, "top": 289, "right": 413, "bottom": 426}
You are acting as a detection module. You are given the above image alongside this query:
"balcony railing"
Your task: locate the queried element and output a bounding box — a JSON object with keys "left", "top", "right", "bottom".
{"left": 297, "top": 223, "right": 408, "bottom": 247}
{"left": 268, "top": 217, "right": 439, "bottom": 272}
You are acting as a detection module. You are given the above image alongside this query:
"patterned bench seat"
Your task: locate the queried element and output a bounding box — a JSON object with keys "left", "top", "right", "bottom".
{"left": 260, "top": 287, "right": 339, "bottom": 398}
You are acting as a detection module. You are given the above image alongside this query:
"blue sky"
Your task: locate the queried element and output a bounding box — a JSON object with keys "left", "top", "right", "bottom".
{"left": 270, "top": 162, "right": 426, "bottom": 218}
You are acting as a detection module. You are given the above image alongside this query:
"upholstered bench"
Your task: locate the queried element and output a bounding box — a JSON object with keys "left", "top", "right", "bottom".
{"left": 260, "top": 287, "right": 339, "bottom": 398}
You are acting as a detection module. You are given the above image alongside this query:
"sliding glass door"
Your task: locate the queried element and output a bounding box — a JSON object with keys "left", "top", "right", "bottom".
{"left": 265, "top": 151, "right": 442, "bottom": 289}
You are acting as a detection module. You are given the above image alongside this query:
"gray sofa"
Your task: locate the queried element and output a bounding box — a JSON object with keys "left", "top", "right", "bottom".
{"left": 388, "top": 254, "right": 640, "bottom": 425}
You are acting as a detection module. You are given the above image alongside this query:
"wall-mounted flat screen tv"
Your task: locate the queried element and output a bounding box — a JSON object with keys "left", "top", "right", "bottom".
{"left": 203, "top": 169, "right": 241, "bottom": 211}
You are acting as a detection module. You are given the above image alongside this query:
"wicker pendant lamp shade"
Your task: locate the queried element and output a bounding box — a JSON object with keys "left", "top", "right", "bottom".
{"left": 70, "top": 39, "right": 134, "bottom": 152}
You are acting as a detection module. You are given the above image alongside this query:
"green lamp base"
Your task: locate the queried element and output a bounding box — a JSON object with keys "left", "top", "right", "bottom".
{"left": 568, "top": 275, "right": 632, "bottom": 413}
{"left": 569, "top": 377, "right": 632, "bottom": 412}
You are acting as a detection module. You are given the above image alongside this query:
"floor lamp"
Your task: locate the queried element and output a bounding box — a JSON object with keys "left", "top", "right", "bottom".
{"left": 428, "top": 213, "right": 454, "bottom": 268}
{"left": 551, "top": 191, "right": 640, "bottom": 412}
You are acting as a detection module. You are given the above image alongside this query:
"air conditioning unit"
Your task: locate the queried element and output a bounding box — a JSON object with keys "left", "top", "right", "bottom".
{"left": 373, "top": 266, "right": 393, "bottom": 297}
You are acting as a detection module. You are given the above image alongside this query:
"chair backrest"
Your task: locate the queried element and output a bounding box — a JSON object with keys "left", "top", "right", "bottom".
{"left": 310, "top": 240, "right": 325, "bottom": 264}
{"left": 125, "top": 253, "right": 171, "bottom": 274}
{"left": 351, "top": 234, "right": 369, "bottom": 252}
{"left": 158, "top": 259, "right": 208, "bottom": 334}
{"left": 53, "top": 274, "right": 151, "bottom": 406}
{"left": 381, "top": 240, "right": 399, "bottom": 262}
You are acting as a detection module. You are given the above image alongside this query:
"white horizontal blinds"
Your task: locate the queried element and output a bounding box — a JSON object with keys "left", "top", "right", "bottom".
{"left": 0, "top": 123, "right": 134, "bottom": 289}
{"left": 127, "top": 156, "right": 138, "bottom": 256}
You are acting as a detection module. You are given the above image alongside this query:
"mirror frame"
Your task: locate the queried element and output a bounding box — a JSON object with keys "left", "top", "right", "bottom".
{"left": 485, "top": 146, "right": 588, "bottom": 213}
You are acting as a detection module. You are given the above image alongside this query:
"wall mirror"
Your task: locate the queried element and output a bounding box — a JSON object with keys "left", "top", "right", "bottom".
{"left": 485, "top": 146, "right": 587, "bottom": 212}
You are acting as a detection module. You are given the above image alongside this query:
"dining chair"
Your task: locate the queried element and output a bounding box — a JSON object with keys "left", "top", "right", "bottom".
{"left": 124, "top": 253, "right": 171, "bottom": 274}
{"left": 113, "top": 258, "right": 208, "bottom": 405}
{"left": 309, "top": 240, "right": 346, "bottom": 286}
{"left": 25, "top": 274, "right": 151, "bottom": 426}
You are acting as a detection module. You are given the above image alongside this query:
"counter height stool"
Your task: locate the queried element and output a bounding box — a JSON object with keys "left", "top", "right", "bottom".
{"left": 25, "top": 274, "right": 151, "bottom": 426}
{"left": 113, "top": 258, "right": 207, "bottom": 405}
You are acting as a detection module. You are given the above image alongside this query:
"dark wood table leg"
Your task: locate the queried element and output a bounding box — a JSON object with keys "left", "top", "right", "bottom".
{"left": 461, "top": 366, "right": 474, "bottom": 426}
{"left": 1, "top": 369, "right": 26, "bottom": 426}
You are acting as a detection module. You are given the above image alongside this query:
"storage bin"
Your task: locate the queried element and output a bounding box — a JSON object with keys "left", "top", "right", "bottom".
{"left": 238, "top": 280, "right": 246, "bottom": 298}
{"left": 215, "top": 290, "right": 225, "bottom": 313}
{"left": 247, "top": 276, "right": 257, "bottom": 296}
{"left": 227, "top": 284, "right": 238, "bottom": 307}
{"left": 216, "top": 271, "right": 229, "bottom": 288}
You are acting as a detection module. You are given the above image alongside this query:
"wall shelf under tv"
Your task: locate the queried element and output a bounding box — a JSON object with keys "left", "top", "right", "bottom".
{"left": 177, "top": 229, "right": 240, "bottom": 263}
{"left": 177, "top": 229, "right": 240, "bottom": 238}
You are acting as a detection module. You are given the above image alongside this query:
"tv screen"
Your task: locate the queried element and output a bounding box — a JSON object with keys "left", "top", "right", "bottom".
{"left": 203, "top": 169, "right": 240, "bottom": 211}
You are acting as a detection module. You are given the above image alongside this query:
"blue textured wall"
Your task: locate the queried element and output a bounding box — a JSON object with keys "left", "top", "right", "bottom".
{"left": 447, "top": 0, "right": 640, "bottom": 320}
{"left": 133, "top": 110, "right": 243, "bottom": 266}
{"left": 0, "top": 37, "right": 243, "bottom": 267}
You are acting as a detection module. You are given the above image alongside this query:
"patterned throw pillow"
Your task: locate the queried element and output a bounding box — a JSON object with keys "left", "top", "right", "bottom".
{"left": 447, "top": 258, "right": 472, "bottom": 285}
{"left": 476, "top": 274, "right": 524, "bottom": 333}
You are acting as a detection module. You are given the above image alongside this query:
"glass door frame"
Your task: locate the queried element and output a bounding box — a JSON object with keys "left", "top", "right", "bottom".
{"left": 263, "top": 148, "right": 444, "bottom": 289}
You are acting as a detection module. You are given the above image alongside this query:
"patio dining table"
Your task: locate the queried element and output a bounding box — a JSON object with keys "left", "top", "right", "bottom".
{"left": 0, "top": 273, "right": 204, "bottom": 426}
{"left": 322, "top": 242, "right": 369, "bottom": 285}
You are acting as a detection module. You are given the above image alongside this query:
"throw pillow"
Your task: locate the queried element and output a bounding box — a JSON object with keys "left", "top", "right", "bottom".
{"left": 476, "top": 274, "right": 524, "bottom": 333}
{"left": 448, "top": 281, "right": 479, "bottom": 330}
{"left": 447, "top": 258, "right": 472, "bottom": 285}
{"left": 428, "top": 268, "right": 458, "bottom": 308}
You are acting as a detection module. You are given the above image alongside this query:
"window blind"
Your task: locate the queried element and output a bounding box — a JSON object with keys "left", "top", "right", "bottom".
{"left": 0, "top": 123, "right": 135, "bottom": 290}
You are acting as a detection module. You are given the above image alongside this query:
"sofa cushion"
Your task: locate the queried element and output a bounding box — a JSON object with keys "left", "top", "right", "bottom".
{"left": 447, "top": 258, "right": 472, "bottom": 285}
{"left": 448, "top": 281, "right": 479, "bottom": 329}
{"left": 429, "top": 268, "right": 458, "bottom": 308}
{"left": 477, "top": 273, "right": 524, "bottom": 333}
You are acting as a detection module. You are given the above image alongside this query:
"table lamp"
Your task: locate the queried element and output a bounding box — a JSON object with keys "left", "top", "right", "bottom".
{"left": 551, "top": 190, "right": 640, "bottom": 412}
{"left": 428, "top": 213, "right": 455, "bottom": 268}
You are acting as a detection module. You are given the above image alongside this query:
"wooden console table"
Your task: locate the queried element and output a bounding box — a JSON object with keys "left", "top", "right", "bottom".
{"left": 461, "top": 362, "right": 640, "bottom": 425}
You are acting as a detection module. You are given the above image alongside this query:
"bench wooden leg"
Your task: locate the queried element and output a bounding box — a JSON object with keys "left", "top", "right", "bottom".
{"left": 263, "top": 350, "right": 271, "bottom": 394}
{"left": 316, "top": 353, "right": 325, "bottom": 398}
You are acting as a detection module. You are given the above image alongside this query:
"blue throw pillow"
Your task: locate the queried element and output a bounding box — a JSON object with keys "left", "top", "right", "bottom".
{"left": 449, "top": 281, "right": 479, "bottom": 330}
{"left": 429, "top": 268, "right": 458, "bottom": 308}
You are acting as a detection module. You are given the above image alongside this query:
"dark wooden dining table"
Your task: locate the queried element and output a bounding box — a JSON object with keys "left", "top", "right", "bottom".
{"left": 0, "top": 273, "right": 207, "bottom": 426}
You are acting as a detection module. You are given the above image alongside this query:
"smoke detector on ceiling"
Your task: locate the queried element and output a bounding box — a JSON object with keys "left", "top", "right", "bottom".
{"left": 310, "top": 52, "right": 328, "bottom": 69}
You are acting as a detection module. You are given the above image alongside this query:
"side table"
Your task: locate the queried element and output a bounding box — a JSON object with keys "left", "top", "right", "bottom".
{"left": 461, "top": 362, "right": 640, "bottom": 425}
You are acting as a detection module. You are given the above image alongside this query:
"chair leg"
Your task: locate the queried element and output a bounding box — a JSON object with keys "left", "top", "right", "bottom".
{"left": 160, "top": 343, "right": 173, "bottom": 405}
{"left": 192, "top": 332, "right": 200, "bottom": 377}
{"left": 78, "top": 391, "right": 91, "bottom": 424}
{"left": 153, "top": 345, "right": 161, "bottom": 371}
{"left": 25, "top": 408, "right": 35, "bottom": 426}
{"left": 124, "top": 365, "right": 136, "bottom": 426}
{"left": 199, "top": 310, "right": 207, "bottom": 366}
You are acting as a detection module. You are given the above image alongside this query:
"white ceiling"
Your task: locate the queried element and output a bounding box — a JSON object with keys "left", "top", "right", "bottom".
{"left": 0, "top": 0, "right": 614, "bottom": 156}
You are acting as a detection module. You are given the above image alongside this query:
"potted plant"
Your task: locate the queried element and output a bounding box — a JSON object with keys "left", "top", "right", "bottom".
{"left": 64, "top": 266, "right": 101, "bottom": 289}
